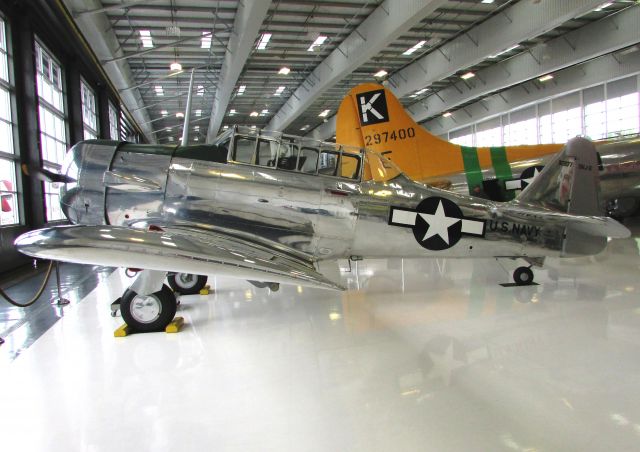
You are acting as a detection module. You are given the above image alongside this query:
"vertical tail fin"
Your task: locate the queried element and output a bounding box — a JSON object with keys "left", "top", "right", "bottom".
{"left": 336, "top": 83, "right": 461, "bottom": 180}
{"left": 335, "top": 83, "right": 563, "bottom": 190}
{"left": 517, "top": 137, "right": 602, "bottom": 215}
{"left": 516, "top": 137, "right": 606, "bottom": 255}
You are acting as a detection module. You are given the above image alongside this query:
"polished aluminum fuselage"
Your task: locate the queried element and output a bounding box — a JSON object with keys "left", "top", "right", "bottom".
{"left": 60, "top": 140, "right": 569, "bottom": 264}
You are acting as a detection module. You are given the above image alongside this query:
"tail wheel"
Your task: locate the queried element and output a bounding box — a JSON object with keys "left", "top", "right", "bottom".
{"left": 167, "top": 273, "right": 208, "bottom": 295}
{"left": 513, "top": 267, "right": 534, "bottom": 286}
{"left": 121, "top": 284, "right": 177, "bottom": 332}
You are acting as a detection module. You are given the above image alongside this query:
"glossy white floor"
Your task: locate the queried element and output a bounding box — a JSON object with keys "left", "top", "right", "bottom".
{"left": 2, "top": 236, "right": 640, "bottom": 451}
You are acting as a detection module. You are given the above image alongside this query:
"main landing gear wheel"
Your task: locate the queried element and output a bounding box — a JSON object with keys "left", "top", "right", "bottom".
{"left": 167, "top": 273, "right": 208, "bottom": 295}
{"left": 121, "top": 284, "right": 177, "bottom": 332}
{"left": 513, "top": 266, "right": 534, "bottom": 286}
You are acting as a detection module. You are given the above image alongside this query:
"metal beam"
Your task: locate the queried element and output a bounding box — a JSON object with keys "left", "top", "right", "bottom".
{"left": 73, "top": 0, "right": 165, "bottom": 17}
{"left": 63, "top": 0, "right": 155, "bottom": 142}
{"left": 407, "top": 6, "right": 640, "bottom": 124}
{"left": 265, "top": 0, "right": 449, "bottom": 133}
{"left": 307, "top": 116, "right": 337, "bottom": 141}
{"left": 422, "top": 52, "right": 640, "bottom": 136}
{"left": 205, "top": 0, "right": 270, "bottom": 142}
{"left": 386, "top": 0, "right": 607, "bottom": 98}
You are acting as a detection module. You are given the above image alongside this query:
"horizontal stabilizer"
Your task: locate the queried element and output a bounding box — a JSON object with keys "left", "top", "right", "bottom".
{"left": 15, "top": 225, "right": 344, "bottom": 290}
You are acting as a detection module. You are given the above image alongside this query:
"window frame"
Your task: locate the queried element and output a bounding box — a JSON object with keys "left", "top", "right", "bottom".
{"left": 0, "top": 15, "right": 21, "bottom": 227}
{"left": 34, "top": 38, "right": 68, "bottom": 222}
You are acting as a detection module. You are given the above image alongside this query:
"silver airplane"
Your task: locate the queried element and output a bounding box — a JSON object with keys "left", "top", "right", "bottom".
{"left": 14, "top": 127, "right": 629, "bottom": 332}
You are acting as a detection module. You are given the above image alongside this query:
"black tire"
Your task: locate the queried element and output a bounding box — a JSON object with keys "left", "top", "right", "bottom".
{"left": 121, "top": 284, "right": 177, "bottom": 333}
{"left": 167, "top": 273, "right": 208, "bottom": 295}
{"left": 513, "top": 267, "right": 534, "bottom": 286}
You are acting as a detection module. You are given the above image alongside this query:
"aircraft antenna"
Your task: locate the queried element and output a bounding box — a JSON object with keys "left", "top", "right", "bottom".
{"left": 181, "top": 68, "right": 196, "bottom": 146}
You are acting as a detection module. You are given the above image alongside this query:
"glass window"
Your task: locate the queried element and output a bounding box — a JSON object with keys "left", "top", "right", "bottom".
{"left": 233, "top": 136, "right": 256, "bottom": 163}
{"left": 0, "top": 20, "right": 8, "bottom": 83}
{"left": 35, "top": 40, "right": 67, "bottom": 221}
{"left": 450, "top": 134, "right": 473, "bottom": 147}
{"left": 0, "top": 157, "right": 18, "bottom": 226}
{"left": 108, "top": 102, "right": 119, "bottom": 140}
{"left": 298, "top": 147, "right": 318, "bottom": 173}
{"left": 607, "top": 92, "right": 639, "bottom": 138}
{"left": 0, "top": 17, "right": 18, "bottom": 226}
{"left": 339, "top": 154, "right": 360, "bottom": 179}
{"left": 275, "top": 141, "right": 299, "bottom": 170}
{"left": 551, "top": 107, "right": 581, "bottom": 143}
{"left": 81, "top": 80, "right": 98, "bottom": 140}
{"left": 476, "top": 127, "right": 502, "bottom": 147}
{"left": 584, "top": 101, "right": 607, "bottom": 140}
{"left": 256, "top": 139, "right": 278, "bottom": 167}
{"left": 318, "top": 150, "right": 339, "bottom": 176}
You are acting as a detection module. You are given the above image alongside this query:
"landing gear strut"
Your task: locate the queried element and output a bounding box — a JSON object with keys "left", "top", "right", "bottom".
{"left": 513, "top": 266, "right": 534, "bottom": 286}
{"left": 118, "top": 270, "right": 178, "bottom": 332}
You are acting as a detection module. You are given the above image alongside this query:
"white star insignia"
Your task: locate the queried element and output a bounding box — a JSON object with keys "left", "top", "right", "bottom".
{"left": 427, "top": 342, "right": 465, "bottom": 387}
{"left": 419, "top": 200, "right": 460, "bottom": 244}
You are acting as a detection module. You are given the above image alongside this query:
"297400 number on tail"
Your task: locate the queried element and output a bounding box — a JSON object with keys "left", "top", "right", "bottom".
{"left": 364, "top": 127, "right": 415, "bottom": 146}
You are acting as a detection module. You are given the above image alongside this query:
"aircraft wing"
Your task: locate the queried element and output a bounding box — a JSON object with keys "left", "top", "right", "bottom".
{"left": 497, "top": 204, "right": 630, "bottom": 239}
{"left": 14, "top": 225, "right": 344, "bottom": 290}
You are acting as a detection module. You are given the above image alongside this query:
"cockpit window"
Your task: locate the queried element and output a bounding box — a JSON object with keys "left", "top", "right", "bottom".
{"left": 298, "top": 147, "right": 318, "bottom": 173}
{"left": 318, "top": 150, "right": 339, "bottom": 176}
{"left": 233, "top": 136, "right": 256, "bottom": 163}
{"left": 340, "top": 154, "right": 360, "bottom": 179}
{"left": 257, "top": 139, "right": 278, "bottom": 167}
{"left": 275, "top": 141, "right": 299, "bottom": 170}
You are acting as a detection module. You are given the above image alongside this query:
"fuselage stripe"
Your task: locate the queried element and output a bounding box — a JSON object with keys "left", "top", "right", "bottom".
{"left": 460, "top": 146, "right": 483, "bottom": 194}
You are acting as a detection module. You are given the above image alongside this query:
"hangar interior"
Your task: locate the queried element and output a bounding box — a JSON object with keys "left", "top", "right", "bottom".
{"left": 1, "top": 0, "right": 640, "bottom": 450}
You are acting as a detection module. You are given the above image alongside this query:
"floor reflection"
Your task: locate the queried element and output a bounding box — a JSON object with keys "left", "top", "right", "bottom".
{"left": 1, "top": 228, "right": 640, "bottom": 451}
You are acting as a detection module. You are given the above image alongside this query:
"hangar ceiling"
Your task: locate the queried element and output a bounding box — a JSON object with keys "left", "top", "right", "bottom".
{"left": 63, "top": 0, "right": 639, "bottom": 145}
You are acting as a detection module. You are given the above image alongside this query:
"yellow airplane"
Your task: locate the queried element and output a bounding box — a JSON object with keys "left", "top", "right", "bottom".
{"left": 336, "top": 83, "right": 567, "bottom": 201}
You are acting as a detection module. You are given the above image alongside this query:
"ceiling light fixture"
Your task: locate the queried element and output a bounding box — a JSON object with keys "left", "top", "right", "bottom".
{"left": 170, "top": 62, "right": 182, "bottom": 72}
{"left": 460, "top": 71, "right": 475, "bottom": 80}
{"left": 229, "top": 109, "right": 236, "bottom": 116}
{"left": 481, "top": 0, "right": 495, "bottom": 4}
{"left": 274, "top": 86, "right": 285, "bottom": 96}
{"left": 201, "top": 31, "right": 212, "bottom": 49}
{"left": 161, "top": 110, "right": 168, "bottom": 116}
{"left": 257, "top": 33, "right": 272, "bottom": 50}
{"left": 308, "top": 35, "right": 327, "bottom": 51}
{"left": 195, "top": 109, "right": 202, "bottom": 117}
{"left": 154, "top": 86, "right": 164, "bottom": 96}
{"left": 278, "top": 66, "right": 290, "bottom": 75}
{"left": 260, "top": 109, "right": 269, "bottom": 116}
{"left": 300, "top": 125, "right": 310, "bottom": 131}
{"left": 538, "top": 74, "right": 554, "bottom": 82}
{"left": 176, "top": 112, "right": 184, "bottom": 118}
{"left": 250, "top": 111, "right": 259, "bottom": 117}
{"left": 443, "top": 112, "right": 452, "bottom": 118}
{"left": 319, "top": 109, "right": 330, "bottom": 117}
{"left": 490, "top": 44, "right": 520, "bottom": 58}
{"left": 374, "top": 70, "right": 388, "bottom": 78}
{"left": 197, "top": 85, "right": 204, "bottom": 96}
{"left": 402, "top": 40, "right": 426, "bottom": 56}
{"left": 237, "top": 85, "right": 246, "bottom": 95}
{"left": 139, "top": 30, "right": 153, "bottom": 48}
